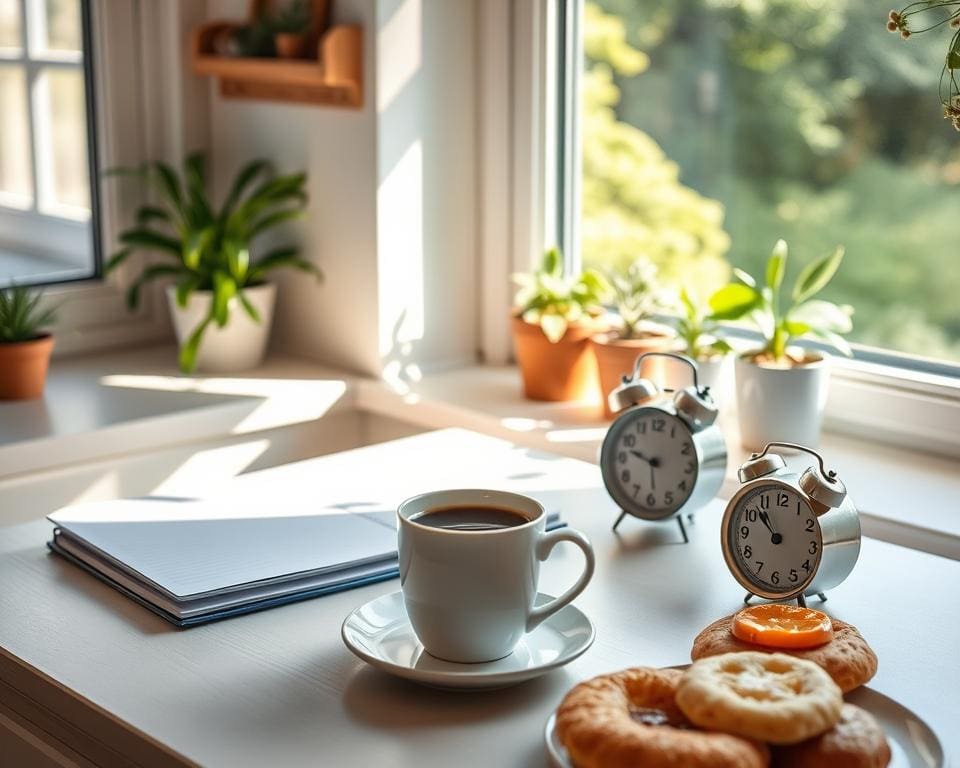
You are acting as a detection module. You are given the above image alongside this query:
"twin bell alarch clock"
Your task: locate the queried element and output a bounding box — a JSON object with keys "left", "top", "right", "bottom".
{"left": 599, "top": 352, "right": 727, "bottom": 543}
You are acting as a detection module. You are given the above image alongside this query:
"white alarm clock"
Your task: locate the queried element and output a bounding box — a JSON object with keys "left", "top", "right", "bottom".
{"left": 600, "top": 352, "right": 727, "bottom": 543}
{"left": 721, "top": 442, "right": 861, "bottom": 606}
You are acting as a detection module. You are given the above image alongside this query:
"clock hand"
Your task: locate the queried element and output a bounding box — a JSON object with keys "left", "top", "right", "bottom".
{"left": 629, "top": 450, "right": 651, "bottom": 464}
{"left": 758, "top": 510, "right": 783, "bottom": 545}
{"left": 649, "top": 463, "right": 655, "bottom": 490}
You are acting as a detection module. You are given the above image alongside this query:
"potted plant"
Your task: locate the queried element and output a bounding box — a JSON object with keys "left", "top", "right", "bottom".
{"left": 511, "top": 247, "right": 608, "bottom": 402}
{"left": 669, "top": 287, "right": 733, "bottom": 400}
{"left": 709, "top": 239, "right": 853, "bottom": 449}
{"left": 0, "top": 285, "right": 58, "bottom": 400}
{"left": 272, "top": 0, "right": 311, "bottom": 59}
{"left": 107, "top": 152, "right": 321, "bottom": 374}
{"left": 591, "top": 257, "right": 676, "bottom": 417}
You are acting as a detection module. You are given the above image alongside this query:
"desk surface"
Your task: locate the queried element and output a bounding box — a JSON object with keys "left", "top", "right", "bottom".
{"left": 1, "top": 429, "right": 957, "bottom": 767}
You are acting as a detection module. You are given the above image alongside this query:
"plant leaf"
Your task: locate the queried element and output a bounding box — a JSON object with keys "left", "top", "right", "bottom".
{"left": 708, "top": 283, "right": 762, "bottom": 320}
{"left": 179, "top": 317, "right": 212, "bottom": 373}
{"left": 120, "top": 228, "right": 182, "bottom": 256}
{"left": 249, "top": 207, "right": 305, "bottom": 239}
{"left": 136, "top": 206, "right": 173, "bottom": 227}
{"left": 211, "top": 270, "right": 237, "bottom": 327}
{"left": 542, "top": 247, "right": 563, "bottom": 278}
{"left": 248, "top": 247, "right": 322, "bottom": 282}
{"left": 539, "top": 313, "right": 567, "bottom": 343}
{"left": 176, "top": 273, "right": 204, "bottom": 308}
{"left": 239, "top": 291, "right": 262, "bottom": 323}
{"left": 220, "top": 159, "right": 272, "bottom": 221}
{"left": 733, "top": 267, "right": 757, "bottom": 288}
{"left": 105, "top": 248, "right": 133, "bottom": 273}
{"left": 792, "top": 246, "right": 845, "bottom": 304}
{"left": 809, "top": 328, "right": 853, "bottom": 357}
{"left": 789, "top": 299, "right": 853, "bottom": 334}
{"left": 766, "top": 239, "right": 788, "bottom": 292}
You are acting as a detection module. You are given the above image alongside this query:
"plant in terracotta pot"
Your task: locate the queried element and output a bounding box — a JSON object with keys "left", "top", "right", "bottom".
{"left": 0, "top": 285, "right": 58, "bottom": 400}
{"left": 591, "top": 257, "right": 676, "bottom": 417}
{"left": 709, "top": 239, "right": 852, "bottom": 449}
{"left": 271, "top": 0, "right": 311, "bottom": 58}
{"left": 107, "top": 152, "right": 321, "bottom": 374}
{"left": 668, "top": 287, "right": 733, "bottom": 400}
{"left": 511, "top": 247, "right": 609, "bottom": 402}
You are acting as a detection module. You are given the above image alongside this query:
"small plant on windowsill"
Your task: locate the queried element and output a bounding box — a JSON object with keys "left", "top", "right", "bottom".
{"left": 0, "top": 285, "right": 58, "bottom": 400}
{"left": 272, "top": 0, "right": 312, "bottom": 59}
{"left": 664, "top": 287, "right": 733, "bottom": 398}
{"left": 887, "top": 2, "right": 960, "bottom": 130}
{"left": 590, "top": 257, "right": 677, "bottom": 417}
{"left": 511, "top": 247, "right": 609, "bottom": 402}
{"left": 708, "top": 238, "right": 853, "bottom": 449}
{"left": 107, "top": 152, "right": 321, "bottom": 374}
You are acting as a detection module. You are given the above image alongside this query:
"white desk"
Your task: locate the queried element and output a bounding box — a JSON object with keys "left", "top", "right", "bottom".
{"left": 1, "top": 429, "right": 957, "bottom": 767}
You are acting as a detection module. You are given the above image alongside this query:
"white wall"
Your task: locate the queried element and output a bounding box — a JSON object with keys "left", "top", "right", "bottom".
{"left": 206, "top": 0, "right": 477, "bottom": 378}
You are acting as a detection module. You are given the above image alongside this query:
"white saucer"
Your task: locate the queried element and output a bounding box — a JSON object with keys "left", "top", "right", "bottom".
{"left": 545, "top": 683, "right": 946, "bottom": 768}
{"left": 341, "top": 590, "right": 595, "bottom": 690}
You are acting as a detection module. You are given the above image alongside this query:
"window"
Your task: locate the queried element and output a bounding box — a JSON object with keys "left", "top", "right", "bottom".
{"left": 574, "top": 0, "right": 960, "bottom": 374}
{"left": 0, "top": 0, "right": 99, "bottom": 287}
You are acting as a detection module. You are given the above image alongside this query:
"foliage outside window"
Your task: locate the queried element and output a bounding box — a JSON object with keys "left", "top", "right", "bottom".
{"left": 582, "top": 0, "right": 960, "bottom": 364}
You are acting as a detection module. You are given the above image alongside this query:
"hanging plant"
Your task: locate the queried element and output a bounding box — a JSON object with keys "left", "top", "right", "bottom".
{"left": 887, "top": 2, "right": 960, "bottom": 130}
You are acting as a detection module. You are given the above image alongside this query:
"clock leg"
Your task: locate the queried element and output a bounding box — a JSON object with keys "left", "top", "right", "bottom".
{"left": 816, "top": 592, "right": 827, "bottom": 603}
{"left": 796, "top": 593, "right": 807, "bottom": 608}
{"left": 612, "top": 510, "right": 628, "bottom": 532}
{"left": 676, "top": 515, "right": 690, "bottom": 544}
{"left": 743, "top": 592, "right": 754, "bottom": 605}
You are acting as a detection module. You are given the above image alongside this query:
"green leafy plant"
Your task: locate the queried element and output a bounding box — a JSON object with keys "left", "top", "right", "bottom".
{"left": 107, "top": 152, "right": 321, "bottom": 372}
{"left": 708, "top": 239, "right": 853, "bottom": 364}
{"left": 673, "top": 288, "right": 731, "bottom": 360}
{"left": 512, "top": 247, "right": 609, "bottom": 343}
{"left": 271, "top": 0, "right": 311, "bottom": 34}
{"left": 606, "top": 256, "right": 670, "bottom": 340}
{"left": 0, "top": 285, "right": 58, "bottom": 343}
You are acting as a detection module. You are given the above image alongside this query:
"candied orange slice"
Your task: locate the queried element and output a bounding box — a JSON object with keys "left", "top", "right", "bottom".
{"left": 731, "top": 604, "right": 833, "bottom": 649}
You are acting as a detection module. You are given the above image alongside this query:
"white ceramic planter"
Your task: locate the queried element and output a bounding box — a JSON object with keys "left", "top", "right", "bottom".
{"left": 695, "top": 355, "right": 732, "bottom": 407}
{"left": 734, "top": 353, "right": 829, "bottom": 451}
{"left": 166, "top": 283, "right": 276, "bottom": 373}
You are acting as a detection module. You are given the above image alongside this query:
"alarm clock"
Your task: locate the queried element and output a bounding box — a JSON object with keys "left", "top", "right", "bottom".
{"left": 600, "top": 352, "right": 727, "bottom": 543}
{"left": 721, "top": 442, "right": 861, "bottom": 607}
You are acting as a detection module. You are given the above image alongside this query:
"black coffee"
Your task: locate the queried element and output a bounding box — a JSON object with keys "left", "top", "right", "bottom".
{"left": 412, "top": 505, "right": 529, "bottom": 532}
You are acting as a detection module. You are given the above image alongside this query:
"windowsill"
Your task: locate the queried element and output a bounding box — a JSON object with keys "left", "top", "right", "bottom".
{"left": 2, "top": 347, "right": 958, "bottom": 560}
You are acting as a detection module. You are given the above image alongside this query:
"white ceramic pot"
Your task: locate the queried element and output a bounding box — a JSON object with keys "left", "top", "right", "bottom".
{"left": 734, "top": 353, "right": 829, "bottom": 451}
{"left": 166, "top": 282, "right": 276, "bottom": 373}
{"left": 693, "top": 355, "right": 732, "bottom": 407}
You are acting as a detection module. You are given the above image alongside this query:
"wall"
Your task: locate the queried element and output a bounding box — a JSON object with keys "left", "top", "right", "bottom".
{"left": 206, "top": 0, "right": 477, "bottom": 378}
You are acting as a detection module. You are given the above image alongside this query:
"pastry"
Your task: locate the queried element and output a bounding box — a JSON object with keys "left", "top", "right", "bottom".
{"left": 556, "top": 666, "right": 769, "bottom": 768}
{"left": 692, "top": 614, "right": 878, "bottom": 692}
{"left": 675, "top": 652, "right": 843, "bottom": 745}
{"left": 772, "top": 704, "right": 892, "bottom": 768}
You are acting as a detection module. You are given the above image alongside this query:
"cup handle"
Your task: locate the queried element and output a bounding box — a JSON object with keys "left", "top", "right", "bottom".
{"left": 526, "top": 527, "right": 595, "bottom": 632}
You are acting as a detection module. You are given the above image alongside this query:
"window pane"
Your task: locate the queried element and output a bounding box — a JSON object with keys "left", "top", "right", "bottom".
{"left": 0, "top": 0, "right": 20, "bottom": 51}
{"left": 35, "top": 66, "right": 90, "bottom": 216}
{"left": 582, "top": 1, "right": 960, "bottom": 364}
{"left": 0, "top": 65, "right": 32, "bottom": 208}
{"left": 28, "top": 0, "right": 81, "bottom": 56}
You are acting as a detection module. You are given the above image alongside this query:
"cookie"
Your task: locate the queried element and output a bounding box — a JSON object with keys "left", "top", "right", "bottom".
{"left": 675, "top": 652, "right": 844, "bottom": 745}
{"left": 691, "top": 614, "right": 878, "bottom": 692}
{"left": 772, "top": 704, "right": 892, "bottom": 768}
{"left": 556, "top": 666, "right": 769, "bottom": 768}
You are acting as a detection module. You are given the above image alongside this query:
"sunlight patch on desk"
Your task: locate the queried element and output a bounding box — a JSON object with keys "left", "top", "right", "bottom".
{"left": 501, "top": 417, "right": 555, "bottom": 432}
{"left": 544, "top": 427, "right": 608, "bottom": 444}
{"left": 151, "top": 441, "right": 271, "bottom": 497}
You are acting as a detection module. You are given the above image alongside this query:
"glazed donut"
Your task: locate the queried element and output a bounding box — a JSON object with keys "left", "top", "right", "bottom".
{"left": 771, "top": 704, "right": 892, "bottom": 768}
{"left": 556, "top": 667, "right": 769, "bottom": 768}
{"left": 692, "top": 614, "right": 878, "bottom": 693}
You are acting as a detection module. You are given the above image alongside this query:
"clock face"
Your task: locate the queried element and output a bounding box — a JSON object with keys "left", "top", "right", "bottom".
{"left": 727, "top": 484, "right": 823, "bottom": 595}
{"left": 602, "top": 407, "right": 697, "bottom": 518}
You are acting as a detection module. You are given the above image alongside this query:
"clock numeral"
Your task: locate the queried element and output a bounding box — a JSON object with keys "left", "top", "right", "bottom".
{"left": 621, "top": 469, "right": 630, "bottom": 483}
{"left": 789, "top": 568, "right": 798, "bottom": 583}
{"left": 664, "top": 491, "right": 674, "bottom": 506}
{"left": 808, "top": 541, "right": 819, "bottom": 555}
{"left": 684, "top": 462, "right": 695, "bottom": 474}
{"left": 743, "top": 544, "right": 752, "bottom": 558}
{"left": 652, "top": 418, "right": 665, "bottom": 432}
{"left": 740, "top": 526, "right": 749, "bottom": 539}
{"left": 636, "top": 421, "right": 646, "bottom": 434}
{"left": 755, "top": 560, "right": 764, "bottom": 573}
{"left": 802, "top": 559, "right": 811, "bottom": 573}
{"left": 760, "top": 494, "right": 770, "bottom": 510}
{"left": 624, "top": 434, "right": 636, "bottom": 447}
{"left": 771, "top": 570, "right": 780, "bottom": 585}
{"left": 617, "top": 451, "right": 627, "bottom": 464}
{"left": 632, "top": 484, "right": 641, "bottom": 498}
{"left": 678, "top": 480, "right": 687, "bottom": 491}
{"left": 646, "top": 493, "right": 656, "bottom": 507}
{"left": 670, "top": 425, "right": 676, "bottom": 438}
{"left": 805, "top": 518, "right": 815, "bottom": 532}
{"left": 681, "top": 442, "right": 691, "bottom": 455}
{"left": 777, "top": 492, "right": 789, "bottom": 507}
{"left": 744, "top": 508, "right": 758, "bottom": 523}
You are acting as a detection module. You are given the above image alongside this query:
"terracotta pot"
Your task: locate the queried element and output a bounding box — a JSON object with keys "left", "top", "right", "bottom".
{"left": 511, "top": 316, "right": 601, "bottom": 402}
{"left": 274, "top": 32, "right": 307, "bottom": 59}
{"left": 592, "top": 328, "right": 678, "bottom": 418}
{"left": 0, "top": 335, "right": 54, "bottom": 400}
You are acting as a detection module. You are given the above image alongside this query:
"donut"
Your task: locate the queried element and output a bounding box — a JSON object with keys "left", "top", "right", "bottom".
{"left": 676, "top": 652, "right": 843, "bottom": 745}
{"left": 691, "top": 614, "right": 878, "bottom": 693}
{"left": 772, "top": 704, "right": 892, "bottom": 768}
{"left": 556, "top": 666, "right": 769, "bottom": 768}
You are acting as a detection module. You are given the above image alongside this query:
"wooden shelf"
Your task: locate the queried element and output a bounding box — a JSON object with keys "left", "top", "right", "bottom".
{"left": 192, "top": 22, "right": 362, "bottom": 109}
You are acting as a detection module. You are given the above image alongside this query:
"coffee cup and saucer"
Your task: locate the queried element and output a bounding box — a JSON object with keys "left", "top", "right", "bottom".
{"left": 341, "top": 489, "right": 596, "bottom": 690}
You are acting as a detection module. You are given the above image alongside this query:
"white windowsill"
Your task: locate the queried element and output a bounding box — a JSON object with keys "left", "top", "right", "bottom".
{"left": 2, "top": 347, "right": 958, "bottom": 560}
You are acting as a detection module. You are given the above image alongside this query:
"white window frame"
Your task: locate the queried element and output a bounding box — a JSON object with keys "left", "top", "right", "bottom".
{"left": 478, "top": 0, "right": 960, "bottom": 459}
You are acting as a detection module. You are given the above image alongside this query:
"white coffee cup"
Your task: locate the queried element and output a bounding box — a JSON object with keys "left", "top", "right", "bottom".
{"left": 397, "top": 489, "right": 595, "bottom": 663}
